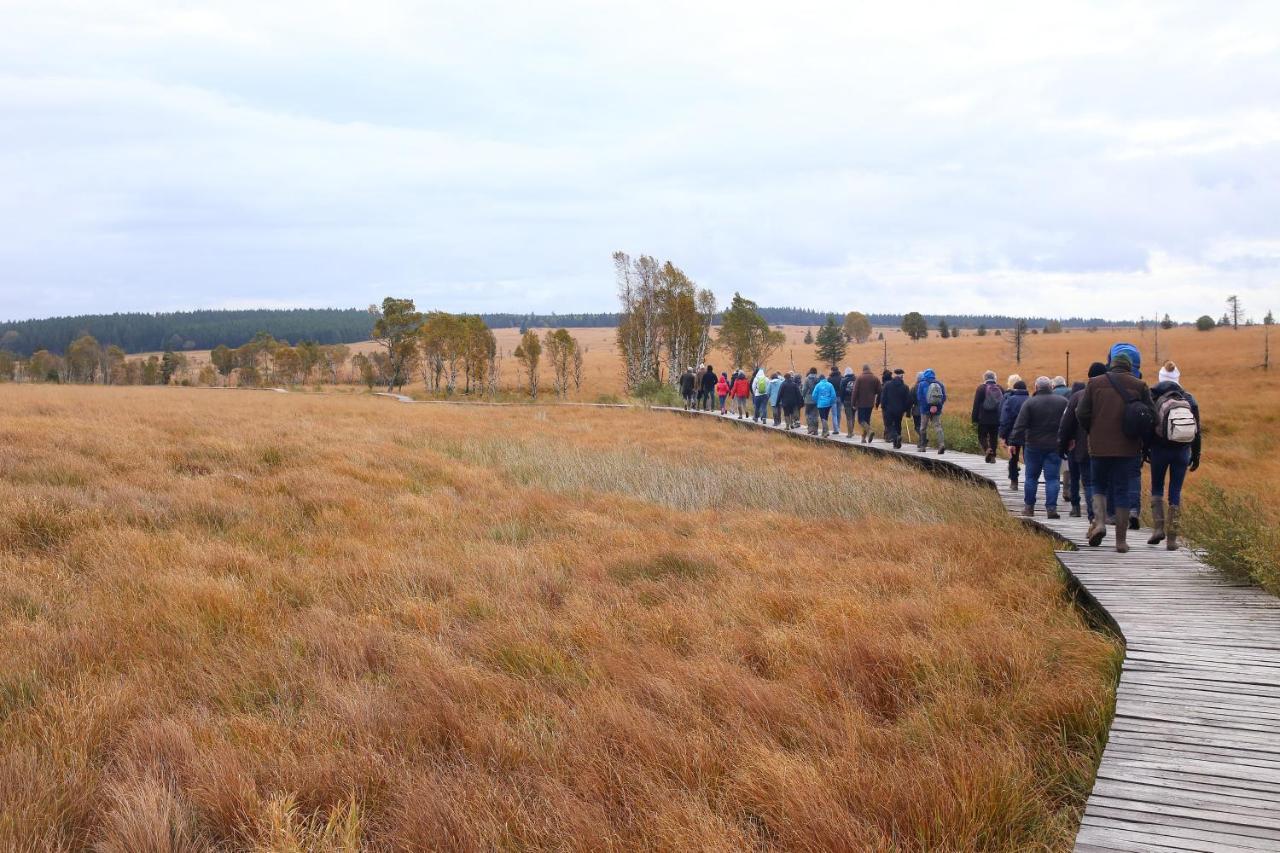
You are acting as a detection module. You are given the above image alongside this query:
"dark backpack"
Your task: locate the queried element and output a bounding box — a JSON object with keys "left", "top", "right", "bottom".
{"left": 981, "top": 383, "right": 1004, "bottom": 413}
{"left": 1105, "top": 372, "right": 1156, "bottom": 440}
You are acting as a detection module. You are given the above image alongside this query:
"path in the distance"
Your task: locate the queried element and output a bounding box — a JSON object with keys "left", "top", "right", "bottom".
{"left": 661, "top": 406, "right": 1280, "bottom": 853}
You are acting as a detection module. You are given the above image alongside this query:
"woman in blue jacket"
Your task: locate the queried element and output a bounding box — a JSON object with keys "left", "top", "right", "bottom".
{"left": 999, "top": 377, "right": 1029, "bottom": 491}
{"left": 812, "top": 373, "right": 836, "bottom": 437}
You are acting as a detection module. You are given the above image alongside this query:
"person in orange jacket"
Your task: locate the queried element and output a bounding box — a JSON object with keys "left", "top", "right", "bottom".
{"left": 731, "top": 370, "right": 751, "bottom": 418}
{"left": 716, "top": 373, "right": 730, "bottom": 413}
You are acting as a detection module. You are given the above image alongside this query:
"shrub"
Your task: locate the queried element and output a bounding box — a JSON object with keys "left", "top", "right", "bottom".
{"left": 632, "top": 378, "right": 680, "bottom": 407}
{"left": 1183, "top": 484, "right": 1280, "bottom": 594}
{"left": 1196, "top": 315, "right": 1216, "bottom": 331}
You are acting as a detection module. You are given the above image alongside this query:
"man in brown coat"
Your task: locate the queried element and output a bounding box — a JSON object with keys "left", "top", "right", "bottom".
{"left": 851, "top": 364, "right": 883, "bottom": 443}
{"left": 1076, "top": 351, "right": 1154, "bottom": 552}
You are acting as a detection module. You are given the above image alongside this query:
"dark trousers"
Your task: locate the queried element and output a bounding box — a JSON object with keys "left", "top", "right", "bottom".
{"left": 977, "top": 424, "right": 999, "bottom": 456}
{"left": 783, "top": 404, "right": 798, "bottom": 427}
{"left": 1105, "top": 456, "right": 1143, "bottom": 515}
{"left": 1007, "top": 445, "right": 1022, "bottom": 481}
{"left": 1068, "top": 455, "right": 1094, "bottom": 514}
{"left": 1150, "top": 444, "right": 1191, "bottom": 505}
{"left": 884, "top": 412, "right": 903, "bottom": 443}
{"left": 1093, "top": 456, "right": 1138, "bottom": 512}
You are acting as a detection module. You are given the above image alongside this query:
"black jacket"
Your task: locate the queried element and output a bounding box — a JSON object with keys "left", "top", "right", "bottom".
{"left": 970, "top": 381, "right": 1004, "bottom": 426}
{"left": 1059, "top": 388, "right": 1090, "bottom": 462}
{"left": 700, "top": 369, "right": 717, "bottom": 393}
{"left": 776, "top": 378, "right": 802, "bottom": 409}
{"left": 838, "top": 374, "right": 856, "bottom": 402}
{"left": 1011, "top": 390, "right": 1069, "bottom": 451}
{"left": 880, "top": 377, "right": 912, "bottom": 417}
{"left": 679, "top": 372, "right": 696, "bottom": 394}
{"left": 1149, "top": 380, "right": 1202, "bottom": 461}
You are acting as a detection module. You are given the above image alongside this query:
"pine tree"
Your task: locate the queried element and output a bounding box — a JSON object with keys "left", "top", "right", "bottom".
{"left": 814, "top": 315, "right": 847, "bottom": 371}
{"left": 937, "top": 319, "right": 950, "bottom": 339}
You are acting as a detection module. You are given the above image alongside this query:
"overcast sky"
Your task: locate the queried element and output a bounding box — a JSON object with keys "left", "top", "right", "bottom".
{"left": 3, "top": 1, "right": 1278, "bottom": 322}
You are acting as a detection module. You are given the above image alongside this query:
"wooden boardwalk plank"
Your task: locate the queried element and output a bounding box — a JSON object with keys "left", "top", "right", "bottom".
{"left": 660, "top": 408, "right": 1280, "bottom": 852}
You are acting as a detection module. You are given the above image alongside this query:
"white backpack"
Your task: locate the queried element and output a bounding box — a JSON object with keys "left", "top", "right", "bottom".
{"left": 1155, "top": 391, "right": 1196, "bottom": 443}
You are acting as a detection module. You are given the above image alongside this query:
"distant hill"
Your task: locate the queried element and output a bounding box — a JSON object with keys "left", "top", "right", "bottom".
{"left": 0, "top": 306, "right": 1130, "bottom": 356}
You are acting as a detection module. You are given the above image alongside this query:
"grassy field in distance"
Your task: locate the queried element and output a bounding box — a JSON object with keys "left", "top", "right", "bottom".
{"left": 0, "top": 385, "right": 1117, "bottom": 850}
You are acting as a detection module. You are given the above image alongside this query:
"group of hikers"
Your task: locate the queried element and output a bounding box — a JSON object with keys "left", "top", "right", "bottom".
{"left": 678, "top": 343, "right": 1202, "bottom": 554}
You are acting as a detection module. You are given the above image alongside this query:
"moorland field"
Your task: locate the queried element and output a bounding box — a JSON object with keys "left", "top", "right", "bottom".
{"left": 0, "top": 385, "right": 1117, "bottom": 850}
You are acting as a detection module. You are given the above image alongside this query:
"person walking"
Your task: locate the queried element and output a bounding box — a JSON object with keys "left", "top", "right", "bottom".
{"left": 813, "top": 371, "right": 836, "bottom": 437}
{"left": 881, "top": 368, "right": 911, "bottom": 449}
{"left": 731, "top": 370, "right": 751, "bottom": 418}
{"left": 778, "top": 372, "right": 802, "bottom": 429}
{"left": 1010, "top": 376, "right": 1070, "bottom": 518}
{"left": 767, "top": 371, "right": 784, "bottom": 425}
{"left": 1052, "top": 376, "right": 1071, "bottom": 398}
{"left": 999, "top": 376, "right": 1028, "bottom": 491}
{"left": 1059, "top": 363, "right": 1107, "bottom": 519}
{"left": 828, "top": 367, "right": 845, "bottom": 434}
{"left": 970, "top": 370, "right": 1004, "bottom": 463}
{"left": 838, "top": 367, "right": 857, "bottom": 437}
{"left": 852, "top": 363, "right": 882, "bottom": 443}
{"left": 1109, "top": 343, "right": 1146, "bottom": 530}
{"left": 1077, "top": 349, "right": 1155, "bottom": 552}
{"left": 679, "top": 367, "right": 696, "bottom": 410}
{"left": 699, "top": 364, "right": 717, "bottom": 411}
{"left": 1147, "top": 361, "right": 1201, "bottom": 549}
{"left": 915, "top": 368, "right": 947, "bottom": 454}
{"left": 716, "top": 372, "right": 730, "bottom": 414}
{"left": 751, "top": 368, "right": 769, "bottom": 422}
{"left": 802, "top": 368, "right": 821, "bottom": 434}
{"left": 909, "top": 372, "right": 923, "bottom": 438}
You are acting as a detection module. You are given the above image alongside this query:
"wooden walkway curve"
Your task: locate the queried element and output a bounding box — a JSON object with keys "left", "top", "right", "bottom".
{"left": 662, "top": 406, "right": 1280, "bottom": 852}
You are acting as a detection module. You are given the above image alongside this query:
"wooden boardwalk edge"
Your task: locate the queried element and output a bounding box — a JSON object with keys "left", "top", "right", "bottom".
{"left": 658, "top": 406, "right": 1280, "bottom": 853}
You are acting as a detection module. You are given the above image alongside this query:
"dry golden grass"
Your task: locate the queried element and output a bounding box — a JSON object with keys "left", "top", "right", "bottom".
{"left": 0, "top": 385, "right": 1116, "bottom": 851}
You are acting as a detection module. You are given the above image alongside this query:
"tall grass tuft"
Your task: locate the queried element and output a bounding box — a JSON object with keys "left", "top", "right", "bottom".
{"left": 1183, "top": 483, "right": 1280, "bottom": 594}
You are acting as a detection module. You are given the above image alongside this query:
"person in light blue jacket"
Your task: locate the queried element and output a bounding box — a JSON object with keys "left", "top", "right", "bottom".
{"left": 812, "top": 373, "right": 836, "bottom": 437}
{"left": 767, "top": 372, "right": 784, "bottom": 425}
{"left": 915, "top": 368, "right": 947, "bottom": 454}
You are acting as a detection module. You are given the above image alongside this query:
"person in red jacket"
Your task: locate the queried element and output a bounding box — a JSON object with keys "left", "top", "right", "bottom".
{"left": 731, "top": 370, "right": 751, "bottom": 418}
{"left": 716, "top": 373, "right": 730, "bottom": 413}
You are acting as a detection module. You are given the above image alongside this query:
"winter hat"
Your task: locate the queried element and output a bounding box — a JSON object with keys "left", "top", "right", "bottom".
{"left": 1035, "top": 376, "right": 1053, "bottom": 392}
{"left": 1111, "top": 352, "right": 1134, "bottom": 370}
{"left": 1159, "top": 361, "right": 1181, "bottom": 384}
{"left": 893, "top": 368, "right": 905, "bottom": 376}
{"left": 1088, "top": 361, "right": 1107, "bottom": 378}
{"left": 1014, "top": 380, "right": 1027, "bottom": 390}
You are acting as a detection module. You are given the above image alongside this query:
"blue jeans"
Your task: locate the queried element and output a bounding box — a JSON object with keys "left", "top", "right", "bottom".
{"left": 1024, "top": 447, "right": 1061, "bottom": 510}
{"left": 1093, "top": 456, "right": 1137, "bottom": 512}
{"left": 831, "top": 401, "right": 842, "bottom": 431}
{"left": 752, "top": 394, "right": 767, "bottom": 420}
{"left": 1150, "top": 444, "right": 1191, "bottom": 505}
{"left": 1068, "top": 455, "right": 1095, "bottom": 517}
{"left": 1105, "top": 455, "right": 1143, "bottom": 515}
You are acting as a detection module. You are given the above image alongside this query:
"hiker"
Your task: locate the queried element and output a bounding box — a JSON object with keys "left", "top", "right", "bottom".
{"left": 881, "top": 368, "right": 911, "bottom": 449}
{"left": 970, "top": 370, "right": 1003, "bottom": 463}
{"left": 802, "top": 368, "right": 821, "bottom": 434}
{"left": 999, "top": 376, "right": 1028, "bottom": 491}
{"left": 1147, "top": 361, "right": 1201, "bottom": 549}
{"left": 909, "top": 372, "right": 923, "bottom": 437}
{"left": 777, "top": 371, "right": 802, "bottom": 429}
{"left": 1052, "top": 376, "right": 1071, "bottom": 397}
{"left": 838, "top": 367, "right": 857, "bottom": 437}
{"left": 813, "top": 370, "right": 836, "bottom": 437}
{"left": 1077, "top": 348, "right": 1155, "bottom": 553}
{"left": 767, "top": 371, "right": 784, "bottom": 425}
{"left": 731, "top": 370, "right": 751, "bottom": 418}
{"left": 915, "top": 368, "right": 946, "bottom": 454}
{"left": 679, "top": 367, "right": 696, "bottom": 409}
{"left": 852, "top": 363, "right": 882, "bottom": 443}
{"left": 716, "top": 372, "right": 729, "bottom": 414}
{"left": 1010, "top": 376, "right": 1069, "bottom": 518}
{"left": 828, "top": 367, "right": 844, "bottom": 434}
{"left": 1059, "top": 363, "right": 1107, "bottom": 519}
{"left": 700, "top": 364, "right": 717, "bottom": 411}
{"left": 1109, "top": 343, "right": 1145, "bottom": 530}
{"left": 751, "top": 368, "right": 769, "bottom": 422}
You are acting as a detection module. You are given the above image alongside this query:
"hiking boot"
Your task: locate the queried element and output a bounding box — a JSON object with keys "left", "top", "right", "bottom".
{"left": 1166, "top": 503, "right": 1180, "bottom": 550}
{"left": 917, "top": 445, "right": 926, "bottom": 452}
{"left": 1068, "top": 504, "right": 1081, "bottom": 518}
{"left": 1047, "top": 508, "right": 1061, "bottom": 520}
{"left": 985, "top": 452, "right": 995, "bottom": 464}
{"left": 1087, "top": 496, "right": 1108, "bottom": 546}
{"left": 1147, "top": 497, "right": 1166, "bottom": 545}
{"left": 868, "top": 432, "right": 875, "bottom": 443}
{"left": 1128, "top": 514, "right": 1140, "bottom": 531}
{"left": 1021, "top": 505, "right": 1034, "bottom": 517}
{"left": 1009, "top": 478, "right": 1019, "bottom": 492}
{"left": 937, "top": 447, "right": 945, "bottom": 455}
{"left": 1114, "top": 508, "right": 1131, "bottom": 553}
{"left": 893, "top": 438, "right": 902, "bottom": 449}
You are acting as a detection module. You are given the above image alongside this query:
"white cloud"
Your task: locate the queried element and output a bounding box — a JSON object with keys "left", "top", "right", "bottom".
{"left": 1, "top": 0, "right": 1279, "bottom": 322}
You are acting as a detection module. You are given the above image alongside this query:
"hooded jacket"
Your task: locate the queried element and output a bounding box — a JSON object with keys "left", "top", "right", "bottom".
{"left": 812, "top": 376, "right": 836, "bottom": 408}
{"left": 998, "top": 388, "right": 1029, "bottom": 443}
{"left": 852, "top": 369, "right": 882, "bottom": 408}
{"left": 880, "top": 376, "right": 912, "bottom": 417}
{"left": 752, "top": 369, "right": 769, "bottom": 397}
{"left": 731, "top": 375, "right": 751, "bottom": 399}
{"left": 701, "top": 368, "right": 718, "bottom": 394}
{"left": 802, "top": 372, "right": 820, "bottom": 405}
{"left": 767, "top": 375, "right": 784, "bottom": 405}
{"left": 1077, "top": 363, "right": 1154, "bottom": 457}
{"left": 1108, "top": 343, "right": 1143, "bottom": 379}
{"left": 1010, "top": 389, "right": 1069, "bottom": 451}
{"left": 715, "top": 375, "right": 729, "bottom": 396}
{"left": 838, "top": 370, "right": 857, "bottom": 403}
{"left": 915, "top": 369, "right": 946, "bottom": 413}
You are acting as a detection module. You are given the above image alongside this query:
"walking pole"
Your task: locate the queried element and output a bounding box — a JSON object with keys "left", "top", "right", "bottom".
{"left": 1066, "top": 350, "right": 1071, "bottom": 386}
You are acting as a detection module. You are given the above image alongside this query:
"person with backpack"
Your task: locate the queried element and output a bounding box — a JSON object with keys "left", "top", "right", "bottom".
{"left": 1147, "top": 362, "right": 1200, "bottom": 549}
{"left": 915, "top": 368, "right": 946, "bottom": 454}
{"left": 838, "top": 367, "right": 857, "bottom": 437}
{"left": 812, "top": 370, "right": 836, "bottom": 437}
{"left": 970, "top": 370, "right": 1004, "bottom": 463}
{"left": 777, "top": 372, "right": 802, "bottom": 428}
{"left": 802, "top": 368, "right": 821, "bottom": 434}
{"left": 1077, "top": 349, "right": 1155, "bottom": 552}
{"left": 1109, "top": 343, "right": 1146, "bottom": 530}
{"left": 731, "top": 370, "right": 751, "bottom": 418}
{"left": 851, "top": 364, "right": 883, "bottom": 443}
{"left": 881, "top": 368, "right": 911, "bottom": 449}
{"left": 999, "top": 377, "right": 1029, "bottom": 491}
{"left": 679, "top": 367, "right": 697, "bottom": 410}
{"left": 1010, "top": 376, "right": 1070, "bottom": 518}
{"left": 767, "top": 371, "right": 784, "bottom": 425}
{"left": 1059, "top": 363, "right": 1107, "bottom": 519}
{"left": 751, "top": 368, "right": 769, "bottom": 422}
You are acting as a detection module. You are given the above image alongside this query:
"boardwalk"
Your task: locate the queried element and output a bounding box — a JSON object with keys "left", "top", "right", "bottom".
{"left": 663, "top": 407, "right": 1280, "bottom": 852}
